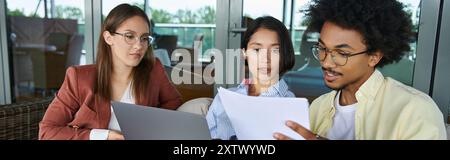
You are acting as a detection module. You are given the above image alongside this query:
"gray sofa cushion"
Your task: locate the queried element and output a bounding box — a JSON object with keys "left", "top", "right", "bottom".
{"left": 177, "top": 98, "right": 213, "bottom": 117}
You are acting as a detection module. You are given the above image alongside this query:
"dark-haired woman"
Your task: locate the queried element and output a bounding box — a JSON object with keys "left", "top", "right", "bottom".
{"left": 206, "top": 16, "right": 296, "bottom": 140}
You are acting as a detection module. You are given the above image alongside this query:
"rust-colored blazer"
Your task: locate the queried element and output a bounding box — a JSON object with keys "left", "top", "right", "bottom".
{"left": 39, "top": 60, "right": 182, "bottom": 140}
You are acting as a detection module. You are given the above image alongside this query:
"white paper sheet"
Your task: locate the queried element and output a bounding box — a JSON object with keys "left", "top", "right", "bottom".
{"left": 218, "top": 88, "right": 310, "bottom": 140}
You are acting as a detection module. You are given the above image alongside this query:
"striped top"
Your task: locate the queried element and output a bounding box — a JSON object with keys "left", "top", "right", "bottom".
{"left": 206, "top": 79, "right": 295, "bottom": 140}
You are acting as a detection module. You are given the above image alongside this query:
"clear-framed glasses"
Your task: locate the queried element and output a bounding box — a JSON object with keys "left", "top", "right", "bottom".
{"left": 311, "top": 44, "right": 369, "bottom": 66}
{"left": 112, "top": 31, "right": 154, "bottom": 46}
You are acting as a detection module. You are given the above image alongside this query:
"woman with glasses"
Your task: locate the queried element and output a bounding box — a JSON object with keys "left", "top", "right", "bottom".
{"left": 39, "top": 4, "right": 182, "bottom": 140}
{"left": 206, "top": 16, "right": 296, "bottom": 140}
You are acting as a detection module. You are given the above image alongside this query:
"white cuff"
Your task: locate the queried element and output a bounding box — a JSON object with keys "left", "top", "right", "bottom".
{"left": 89, "top": 129, "right": 110, "bottom": 140}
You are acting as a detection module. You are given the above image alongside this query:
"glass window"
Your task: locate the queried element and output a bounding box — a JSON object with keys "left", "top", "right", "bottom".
{"left": 102, "top": 0, "right": 144, "bottom": 19}
{"left": 149, "top": 0, "right": 216, "bottom": 102}
{"left": 149, "top": 0, "right": 216, "bottom": 62}
{"left": 103, "top": 0, "right": 216, "bottom": 62}
{"left": 243, "top": 0, "right": 284, "bottom": 22}
{"left": 7, "top": 1, "right": 45, "bottom": 17}
{"left": 377, "top": 0, "right": 421, "bottom": 86}
{"left": 6, "top": 0, "right": 86, "bottom": 102}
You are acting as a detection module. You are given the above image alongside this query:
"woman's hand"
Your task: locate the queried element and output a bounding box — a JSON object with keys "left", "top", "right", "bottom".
{"left": 107, "top": 130, "right": 125, "bottom": 140}
{"left": 273, "top": 120, "right": 327, "bottom": 140}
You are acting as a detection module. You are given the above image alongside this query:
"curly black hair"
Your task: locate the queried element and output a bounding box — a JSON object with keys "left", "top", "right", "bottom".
{"left": 306, "top": 0, "right": 414, "bottom": 68}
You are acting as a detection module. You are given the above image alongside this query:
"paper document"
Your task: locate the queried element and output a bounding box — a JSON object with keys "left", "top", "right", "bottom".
{"left": 218, "top": 88, "right": 310, "bottom": 140}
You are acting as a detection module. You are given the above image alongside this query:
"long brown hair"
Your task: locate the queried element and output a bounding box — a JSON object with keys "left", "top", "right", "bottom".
{"left": 95, "top": 3, "right": 154, "bottom": 104}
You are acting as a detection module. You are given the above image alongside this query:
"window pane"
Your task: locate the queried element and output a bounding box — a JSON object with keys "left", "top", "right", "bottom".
{"left": 378, "top": 0, "right": 421, "bottom": 86}
{"left": 243, "top": 0, "right": 284, "bottom": 22}
{"left": 102, "top": 0, "right": 144, "bottom": 19}
{"left": 150, "top": 0, "right": 216, "bottom": 102}
{"left": 6, "top": 0, "right": 86, "bottom": 102}
{"left": 149, "top": 0, "right": 216, "bottom": 62}
{"left": 102, "top": 0, "right": 216, "bottom": 62}
{"left": 7, "top": 1, "right": 45, "bottom": 17}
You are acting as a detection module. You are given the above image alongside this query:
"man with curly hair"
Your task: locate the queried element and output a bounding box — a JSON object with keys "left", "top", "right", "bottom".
{"left": 274, "top": 0, "right": 447, "bottom": 140}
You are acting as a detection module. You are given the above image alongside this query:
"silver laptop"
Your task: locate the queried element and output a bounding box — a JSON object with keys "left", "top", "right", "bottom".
{"left": 112, "top": 101, "right": 212, "bottom": 140}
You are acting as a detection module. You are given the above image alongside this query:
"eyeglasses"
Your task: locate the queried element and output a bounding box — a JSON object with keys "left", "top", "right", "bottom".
{"left": 311, "top": 44, "right": 369, "bottom": 66}
{"left": 112, "top": 32, "right": 154, "bottom": 46}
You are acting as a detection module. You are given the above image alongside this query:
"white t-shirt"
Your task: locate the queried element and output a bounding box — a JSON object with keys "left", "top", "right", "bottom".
{"left": 90, "top": 82, "right": 134, "bottom": 140}
{"left": 327, "top": 91, "right": 357, "bottom": 140}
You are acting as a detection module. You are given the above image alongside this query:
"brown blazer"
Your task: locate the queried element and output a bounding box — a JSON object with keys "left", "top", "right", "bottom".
{"left": 39, "top": 60, "right": 182, "bottom": 140}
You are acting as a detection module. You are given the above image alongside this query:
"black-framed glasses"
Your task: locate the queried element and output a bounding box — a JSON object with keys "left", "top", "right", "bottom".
{"left": 311, "top": 44, "right": 369, "bottom": 66}
{"left": 112, "top": 32, "right": 154, "bottom": 46}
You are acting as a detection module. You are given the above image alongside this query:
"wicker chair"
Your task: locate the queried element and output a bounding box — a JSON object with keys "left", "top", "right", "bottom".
{"left": 0, "top": 97, "right": 53, "bottom": 140}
